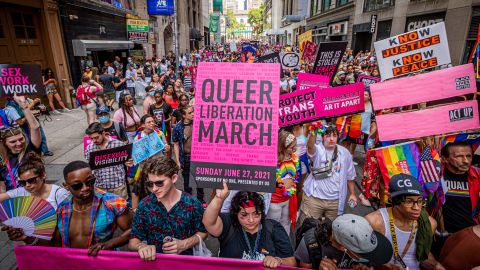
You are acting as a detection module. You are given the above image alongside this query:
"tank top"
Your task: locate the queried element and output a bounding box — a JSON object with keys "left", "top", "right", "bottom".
{"left": 379, "top": 208, "right": 419, "bottom": 270}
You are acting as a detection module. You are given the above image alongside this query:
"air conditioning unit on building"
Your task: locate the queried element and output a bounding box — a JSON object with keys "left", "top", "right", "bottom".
{"left": 328, "top": 21, "right": 348, "bottom": 36}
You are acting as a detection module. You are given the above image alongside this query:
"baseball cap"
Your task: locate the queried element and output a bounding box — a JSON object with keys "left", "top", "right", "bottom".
{"left": 96, "top": 106, "right": 110, "bottom": 115}
{"left": 388, "top": 173, "right": 423, "bottom": 198}
{"left": 337, "top": 71, "right": 346, "bottom": 76}
{"left": 333, "top": 214, "right": 393, "bottom": 264}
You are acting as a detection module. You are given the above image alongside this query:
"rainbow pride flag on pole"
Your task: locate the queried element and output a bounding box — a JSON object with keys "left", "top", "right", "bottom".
{"left": 375, "top": 142, "right": 424, "bottom": 191}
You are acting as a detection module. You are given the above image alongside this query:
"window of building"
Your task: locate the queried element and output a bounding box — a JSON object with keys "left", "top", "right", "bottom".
{"left": 10, "top": 12, "right": 36, "bottom": 39}
{"left": 322, "top": 0, "right": 331, "bottom": 12}
{"left": 337, "top": 0, "right": 349, "bottom": 6}
{"left": 310, "top": 0, "right": 318, "bottom": 16}
{"left": 239, "top": 18, "right": 244, "bottom": 23}
{"left": 364, "top": 0, "right": 395, "bottom": 12}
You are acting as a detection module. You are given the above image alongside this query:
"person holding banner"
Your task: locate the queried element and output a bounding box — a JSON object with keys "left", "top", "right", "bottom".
{"left": 85, "top": 123, "right": 128, "bottom": 199}
{"left": 299, "top": 124, "right": 357, "bottom": 223}
{"left": 129, "top": 156, "right": 207, "bottom": 259}
{"left": 3, "top": 161, "right": 132, "bottom": 256}
{"left": 203, "top": 182, "right": 296, "bottom": 268}
{"left": 267, "top": 130, "right": 300, "bottom": 236}
{"left": 0, "top": 94, "right": 42, "bottom": 192}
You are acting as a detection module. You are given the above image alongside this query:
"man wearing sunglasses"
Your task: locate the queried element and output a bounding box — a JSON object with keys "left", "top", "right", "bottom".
{"left": 128, "top": 156, "right": 207, "bottom": 261}
{"left": 4, "top": 160, "right": 132, "bottom": 256}
{"left": 365, "top": 174, "right": 445, "bottom": 270}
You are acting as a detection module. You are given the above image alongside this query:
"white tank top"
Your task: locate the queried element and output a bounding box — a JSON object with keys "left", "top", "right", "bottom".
{"left": 379, "top": 208, "right": 420, "bottom": 270}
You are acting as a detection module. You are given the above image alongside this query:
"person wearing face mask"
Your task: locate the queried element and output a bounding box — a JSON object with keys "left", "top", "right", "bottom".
{"left": 143, "top": 86, "right": 156, "bottom": 115}
{"left": 0, "top": 152, "right": 70, "bottom": 209}
{"left": 95, "top": 106, "right": 128, "bottom": 144}
{"left": 203, "top": 183, "right": 296, "bottom": 269}
{"left": 125, "top": 64, "right": 137, "bottom": 104}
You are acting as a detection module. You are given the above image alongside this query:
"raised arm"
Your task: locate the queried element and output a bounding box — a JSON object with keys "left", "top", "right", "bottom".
{"left": 14, "top": 94, "right": 41, "bottom": 149}
{"left": 202, "top": 182, "right": 229, "bottom": 237}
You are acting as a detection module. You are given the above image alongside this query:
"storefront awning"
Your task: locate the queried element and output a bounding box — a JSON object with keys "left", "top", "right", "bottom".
{"left": 190, "top": 28, "right": 203, "bottom": 41}
{"left": 72, "top": 40, "right": 135, "bottom": 57}
{"left": 264, "top": 29, "right": 287, "bottom": 35}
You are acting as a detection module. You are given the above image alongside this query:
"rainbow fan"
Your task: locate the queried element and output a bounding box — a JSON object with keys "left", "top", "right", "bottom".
{"left": 0, "top": 196, "right": 57, "bottom": 240}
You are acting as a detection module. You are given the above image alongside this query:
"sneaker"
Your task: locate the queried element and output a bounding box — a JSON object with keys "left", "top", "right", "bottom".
{"left": 51, "top": 110, "right": 62, "bottom": 114}
{"left": 62, "top": 108, "right": 72, "bottom": 113}
{"left": 43, "top": 151, "right": 54, "bottom": 156}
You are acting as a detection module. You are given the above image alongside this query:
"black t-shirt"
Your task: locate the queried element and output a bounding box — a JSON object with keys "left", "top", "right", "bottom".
{"left": 148, "top": 103, "right": 173, "bottom": 125}
{"left": 103, "top": 121, "right": 128, "bottom": 142}
{"left": 172, "top": 108, "right": 182, "bottom": 122}
{"left": 0, "top": 141, "right": 40, "bottom": 191}
{"left": 295, "top": 237, "right": 356, "bottom": 268}
{"left": 99, "top": 74, "right": 115, "bottom": 92}
{"left": 218, "top": 213, "right": 293, "bottom": 259}
{"left": 113, "top": 76, "right": 126, "bottom": 91}
{"left": 443, "top": 168, "right": 476, "bottom": 233}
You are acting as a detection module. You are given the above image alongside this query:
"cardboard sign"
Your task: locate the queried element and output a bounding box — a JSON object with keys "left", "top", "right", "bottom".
{"left": 376, "top": 100, "right": 480, "bottom": 141}
{"left": 191, "top": 62, "right": 280, "bottom": 192}
{"left": 297, "top": 73, "right": 330, "bottom": 91}
{"left": 301, "top": 41, "right": 318, "bottom": 63}
{"left": 370, "top": 64, "right": 476, "bottom": 110}
{"left": 0, "top": 64, "right": 44, "bottom": 96}
{"left": 374, "top": 22, "right": 451, "bottom": 80}
{"left": 280, "top": 52, "right": 300, "bottom": 70}
{"left": 241, "top": 43, "right": 257, "bottom": 54}
{"left": 279, "top": 83, "right": 365, "bottom": 127}
{"left": 132, "top": 132, "right": 165, "bottom": 165}
{"left": 357, "top": 74, "right": 381, "bottom": 91}
{"left": 15, "top": 246, "right": 297, "bottom": 270}
{"left": 88, "top": 144, "right": 133, "bottom": 170}
{"left": 312, "top": 41, "right": 348, "bottom": 81}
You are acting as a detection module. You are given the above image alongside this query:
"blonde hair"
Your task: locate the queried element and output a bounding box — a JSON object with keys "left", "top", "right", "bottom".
{"left": 278, "top": 130, "right": 295, "bottom": 161}
{"left": 0, "top": 127, "right": 27, "bottom": 165}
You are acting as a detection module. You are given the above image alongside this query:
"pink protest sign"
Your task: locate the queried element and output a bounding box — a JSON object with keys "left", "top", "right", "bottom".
{"left": 15, "top": 246, "right": 298, "bottom": 270}
{"left": 370, "top": 64, "right": 476, "bottom": 111}
{"left": 297, "top": 73, "right": 330, "bottom": 91}
{"left": 191, "top": 62, "right": 280, "bottom": 192}
{"left": 376, "top": 100, "right": 480, "bottom": 141}
{"left": 357, "top": 74, "right": 381, "bottom": 87}
{"left": 279, "top": 82, "right": 365, "bottom": 127}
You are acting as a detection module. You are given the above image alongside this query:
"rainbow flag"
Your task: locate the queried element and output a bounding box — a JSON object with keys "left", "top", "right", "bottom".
{"left": 440, "top": 132, "right": 480, "bottom": 152}
{"left": 375, "top": 142, "right": 424, "bottom": 191}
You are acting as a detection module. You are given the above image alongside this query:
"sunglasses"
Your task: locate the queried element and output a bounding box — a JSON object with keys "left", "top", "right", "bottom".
{"left": 145, "top": 180, "right": 165, "bottom": 188}
{"left": 18, "top": 176, "right": 39, "bottom": 186}
{"left": 69, "top": 176, "right": 96, "bottom": 191}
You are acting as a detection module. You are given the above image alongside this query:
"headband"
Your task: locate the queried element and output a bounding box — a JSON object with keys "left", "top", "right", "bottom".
{"left": 241, "top": 199, "right": 255, "bottom": 209}
{"left": 285, "top": 134, "right": 296, "bottom": 147}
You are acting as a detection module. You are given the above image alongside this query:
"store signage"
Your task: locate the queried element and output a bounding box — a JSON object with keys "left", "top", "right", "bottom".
{"left": 405, "top": 12, "right": 445, "bottom": 32}
{"left": 147, "top": 0, "right": 174, "bottom": 16}
{"left": 370, "top": 15, "right": 377, "bottom": 33}
{"left": 127, "top": 19, "right": 149, "bottom": 43}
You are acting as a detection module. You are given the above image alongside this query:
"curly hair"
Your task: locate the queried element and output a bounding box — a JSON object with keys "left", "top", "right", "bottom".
{"left": 18, "top": 152, "right": 45, "bottom": 177}
{"left": 230, "top": 191, "right": 265, "bottom": 226}
{"left": 142, "top": 155, "right": 178, "bottom": 178}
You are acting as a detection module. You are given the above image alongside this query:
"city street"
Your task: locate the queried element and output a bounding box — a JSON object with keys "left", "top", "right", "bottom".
{"left": 0, "top": 104, "right": 373, "bottom": 269}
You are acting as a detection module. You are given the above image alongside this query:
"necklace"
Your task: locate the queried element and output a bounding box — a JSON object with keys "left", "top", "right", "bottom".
{"left": 73, "top": 203, "right": 92, "bottom": 213}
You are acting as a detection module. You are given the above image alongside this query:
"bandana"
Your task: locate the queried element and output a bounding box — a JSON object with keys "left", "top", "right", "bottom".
{"left": 241, "top": 199, "right": 255, "bottom": 209}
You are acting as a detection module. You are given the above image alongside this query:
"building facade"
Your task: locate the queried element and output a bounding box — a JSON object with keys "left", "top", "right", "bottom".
{"left": 0, "top": 0, "right": 72, "bottom": 103}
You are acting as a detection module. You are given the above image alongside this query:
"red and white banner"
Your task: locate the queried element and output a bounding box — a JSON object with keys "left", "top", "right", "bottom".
{"left": 370, "top": 64, "right": 476, "bottom": 110}
{"left": 376, "top": 100, "right": 480, "bottom": 141}
{"left": 15, "top": 246, "right": 298, "bottom": 270}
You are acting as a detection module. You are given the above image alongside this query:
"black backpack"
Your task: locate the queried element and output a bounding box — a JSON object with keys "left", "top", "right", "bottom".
{"left": 295, "top": 218, "right": 332, "bottom": 269}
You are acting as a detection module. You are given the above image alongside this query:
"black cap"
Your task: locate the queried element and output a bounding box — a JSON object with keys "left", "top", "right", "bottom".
{"left": 388, "top": 173, "right": 423, "bottom": 198}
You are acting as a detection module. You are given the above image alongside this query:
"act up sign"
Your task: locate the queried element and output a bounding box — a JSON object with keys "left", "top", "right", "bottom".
{"left": 374, "top": 22, "right": 450, "bottom": 80}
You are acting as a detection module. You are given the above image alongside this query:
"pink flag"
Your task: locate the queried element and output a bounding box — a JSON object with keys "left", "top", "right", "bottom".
{"left": 15, "top": 246, "right": 298, "bottom": 270}
{"left": 376, "top": 100, "right": 480, "bottom": 141}
{"left": 297, "top": 73, "right": 330, "bottom": 91}
{"left": 370, "top": 64, "right": 476, "bottom": 111}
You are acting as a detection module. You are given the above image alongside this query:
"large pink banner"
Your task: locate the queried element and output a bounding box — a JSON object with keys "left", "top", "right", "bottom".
{"left": 14, "top": 246, "right": 298, "bottom": 270}
{"left": 370, "top": 64, "right": 476, "bottom": 110}
{"left": 376, "top": 100, "right": 480, "bottom": 141}
{"left": 191, "top": 62, "right": 280, "bottom": 192}
{"left": 279, "top": 82, "right": 365, "bottom": 127}
{"left": 297, "top": 73, "right": 330, "bottom": 91}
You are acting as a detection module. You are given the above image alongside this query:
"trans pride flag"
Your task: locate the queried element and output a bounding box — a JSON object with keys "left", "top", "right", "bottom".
{"left": 375, "top": 142, "right": 424, "bottom": 191}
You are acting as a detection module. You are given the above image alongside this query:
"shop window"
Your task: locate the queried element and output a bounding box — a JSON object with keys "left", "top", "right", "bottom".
{"left": 364, "top": 0, "right": 395, "bottom": 12}
{"left": 0, "top": 24, "right": 4, "bottom": 38}
{"left": 310, "top": 0, "right": 318, "bottom": 16}
{"left": 322, "top": 0, "right": 331, "bottom": 12}
{"left": 337, "top": 0, "right": 349, "bottom": 7}
{"left": 10, "top": 12, "right": 37, "bottom": 39}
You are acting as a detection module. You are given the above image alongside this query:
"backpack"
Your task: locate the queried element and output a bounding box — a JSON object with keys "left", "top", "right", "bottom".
{"left": 295, "top": 218, "right": 326, "bottom": 269}
{"left": 113, "top": 121, "right": 128, "bottom": 142}
{"left": 76, "top": 86, "right": 90, "bottom": 106}
{"left": 0, "top": 108, "right": 9, "bottom": 129}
